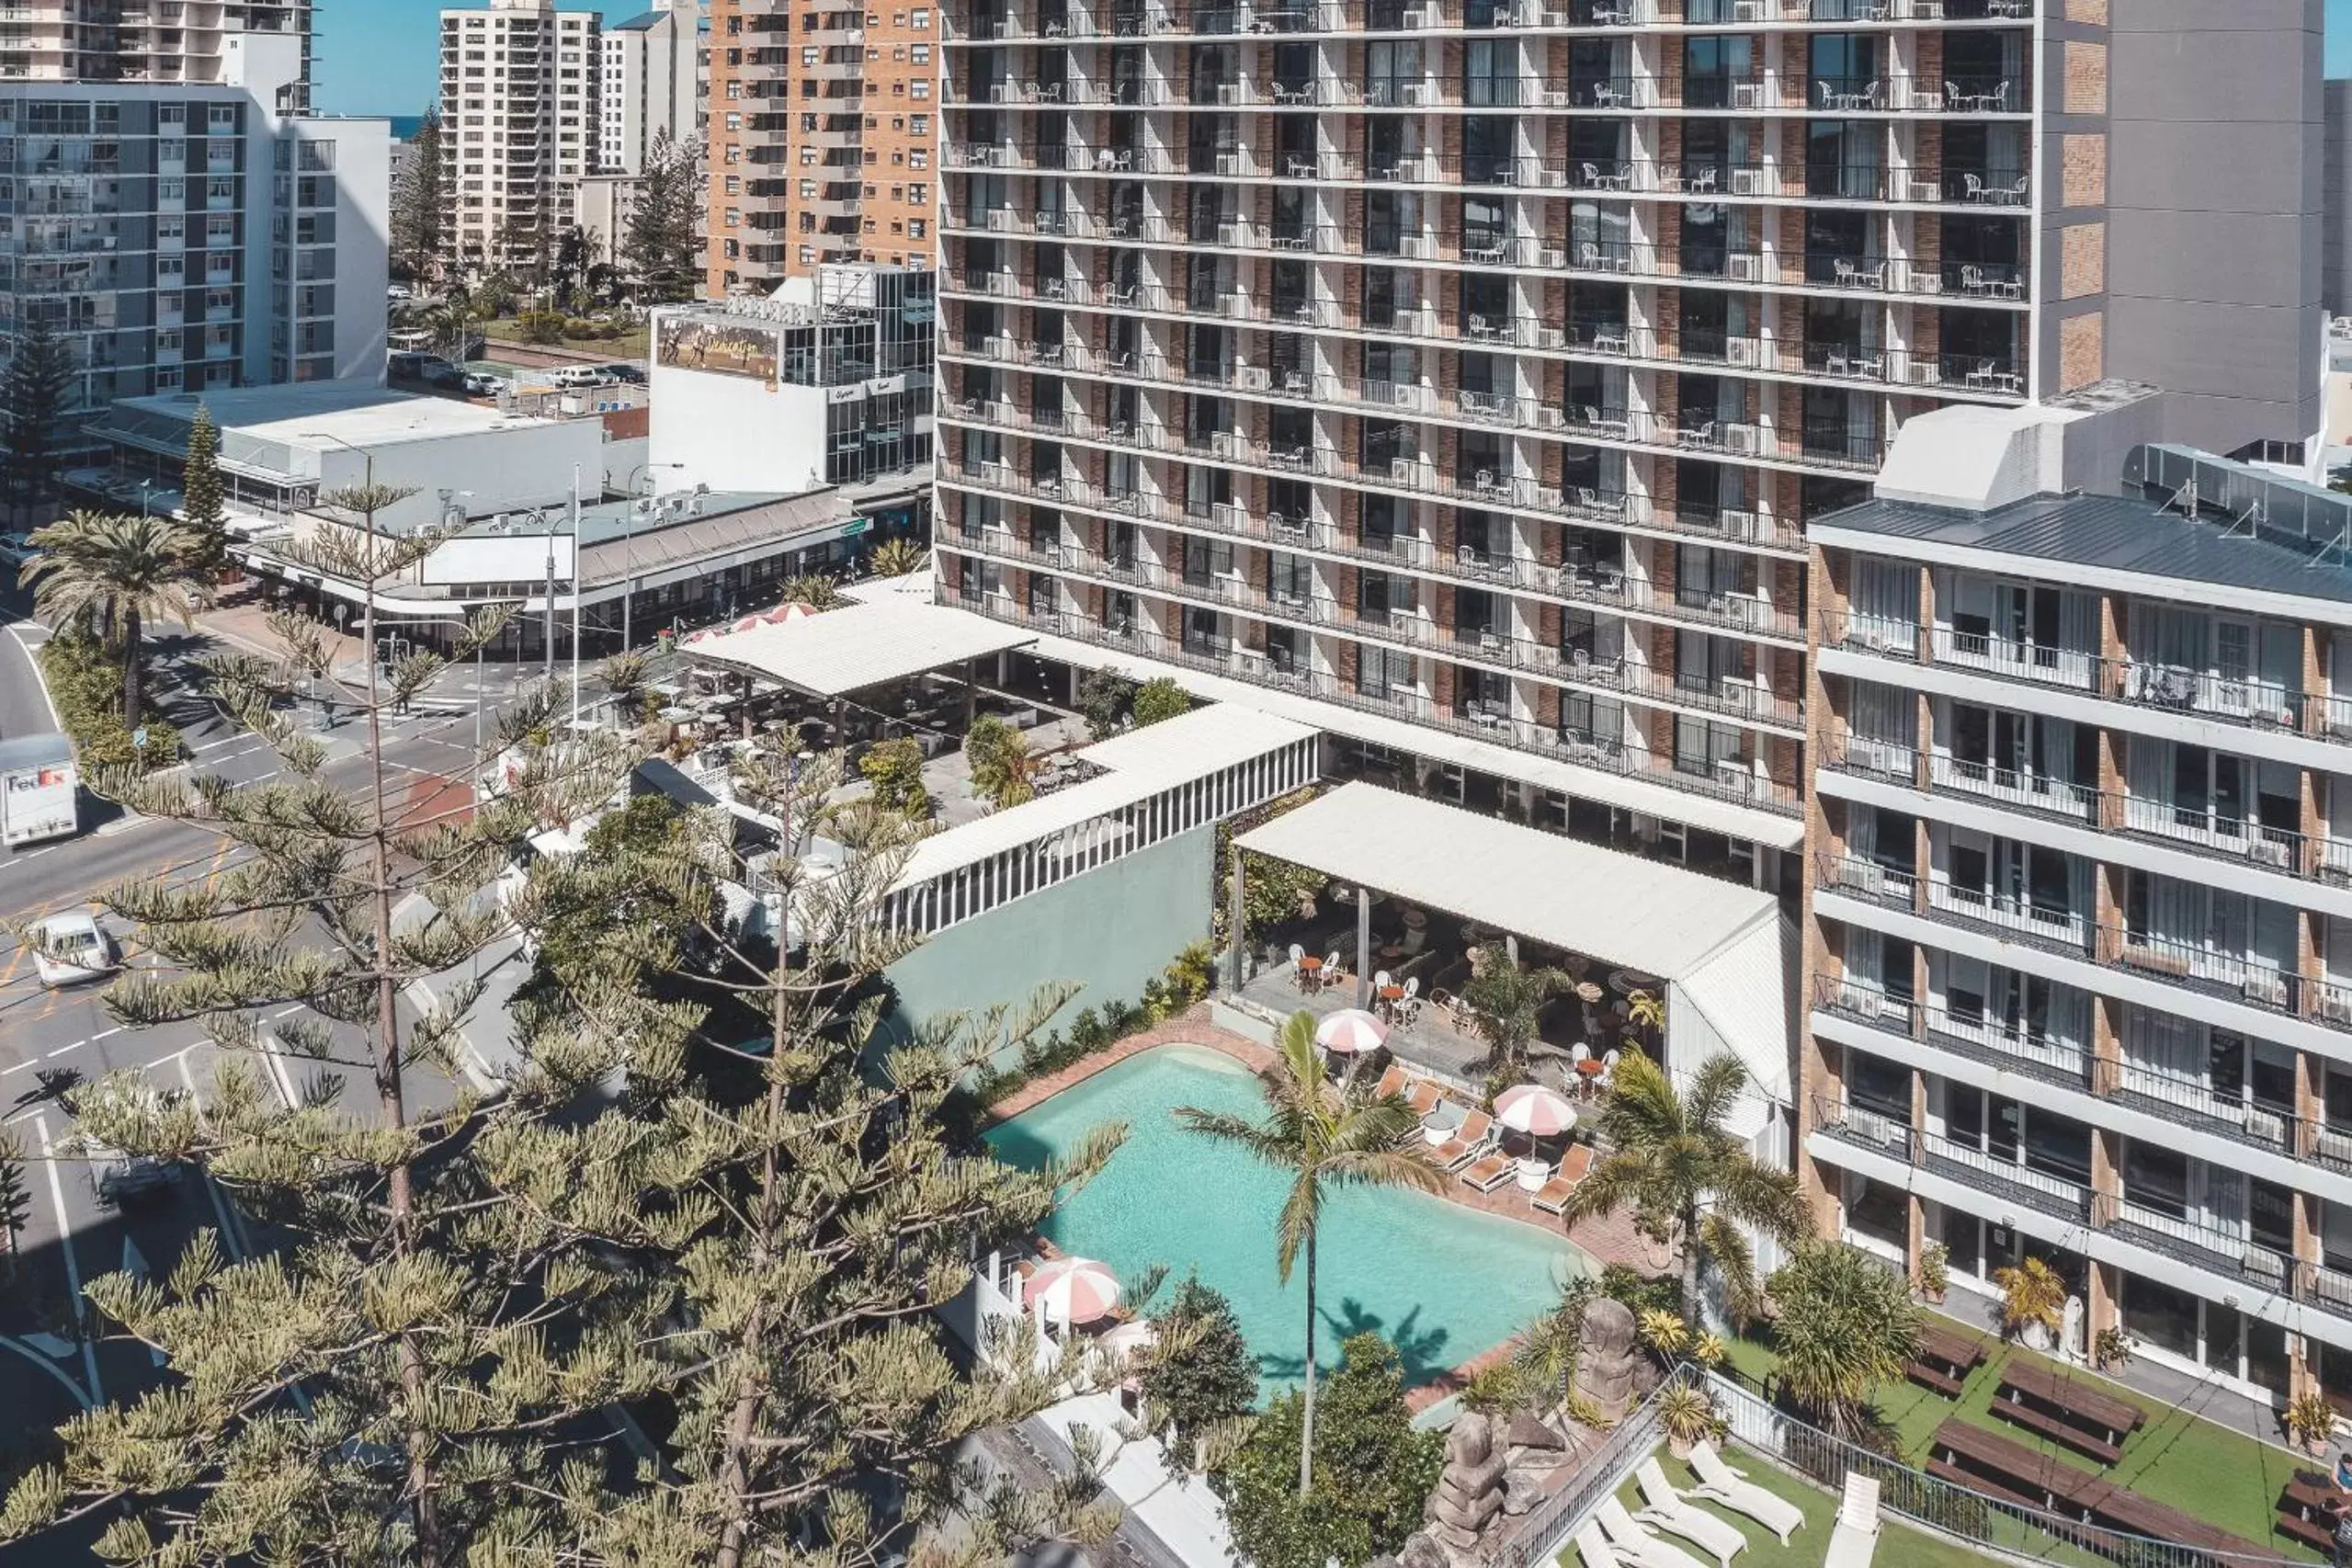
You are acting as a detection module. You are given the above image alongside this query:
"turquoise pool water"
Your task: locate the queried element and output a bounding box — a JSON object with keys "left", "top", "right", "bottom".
{"left": 986, "top": 1044, "right": 1588, "bottom": 1393}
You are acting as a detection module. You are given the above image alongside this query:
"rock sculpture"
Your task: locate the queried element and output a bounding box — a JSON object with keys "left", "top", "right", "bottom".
{"left": 1571, "top": 1296, "right": 1659, "bottom": 1423}
{"left": 1425, "top": 1411, "right": 1510, "bottom": 1554}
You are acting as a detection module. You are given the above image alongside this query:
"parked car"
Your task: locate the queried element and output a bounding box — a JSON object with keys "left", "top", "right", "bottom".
{"left": 460, "top": 371, "right": 504, "bottom": 397}
{"left": 600, "top": 362, "right": 647, "bottom": 385}
{"left": 30, "top": 912, "right": 117, "bottom": 987}
{"left": 422, "top": 361, "right": 468, "bottom": 389}
{"left": 387, "top": 282, "right": 415, "bottom": 301}
{"left": 388, "top": 351, "right": 426, "bottom": 380}
{"left": 549, "top": 365, "right": 616, "bottom": 390}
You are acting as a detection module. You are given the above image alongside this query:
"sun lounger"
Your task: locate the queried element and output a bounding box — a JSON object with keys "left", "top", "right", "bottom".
{"left": 1596, "top": 1497, "right": 1710, "bottom": 1568}
{"left": 1824, "top": 1473, "right": 1880, "bottom": 1568}
{"left": 1689, "top": 1442, "right": 1802, "bottom": 1546}
{"left": 1577, "top": 1522, "right": 1627, "bottom": 1568}
{"left": 1458, "top": 1152, "right": 1517, "bottom": 1192}
{"left": 1531, "top": 1144, "right": 1596, "bottom": 1213}
{"left": 1406, "top": 1081, "right": 1444, "bottom": 1117}
{"left": 1426, "top": 1109, "right": 1494, "bottom": 1171}
{"left": 1636, "top": 1458, "right": 1748, "bottom": 1568}
{"left": 1373, "top": 1064, "right": 1407, "bottom": 1099}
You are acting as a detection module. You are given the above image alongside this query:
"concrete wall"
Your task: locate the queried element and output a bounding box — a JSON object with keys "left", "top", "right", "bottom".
{"left": 2101, "top": 0, "right": 2325, "bottom": 452}
{"left": 648, "top": 356, "right": 831, "bottom": 494}
{"left": 305, "top": 415, "right": 605, "bottom": 531}
{"left": 881, "top": 824, "right": 1217, "bottom": 1055}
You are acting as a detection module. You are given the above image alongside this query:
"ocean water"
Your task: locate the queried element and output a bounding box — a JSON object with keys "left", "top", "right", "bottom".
{"left": 986, "top": 1043, "right": 1588, "bottom": 1394}
{"left": 390, "top": 115, "right": 424, "bottom": 142}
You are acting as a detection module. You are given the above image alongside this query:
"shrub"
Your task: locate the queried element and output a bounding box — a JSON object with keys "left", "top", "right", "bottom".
{"left": 1130, "top": 676, "right": 1190, "bottom": 728}
{"left": 1138, "top": 1275, "right": 1257, "bottom": 1472}
{"left": 516, "top": 309, "right": 567, "bottom": 344}
{"left": 857, "top": 737, "right": 929, "bottom": 818}
{"left": 562, "top": 317, "right": 599, "bottom": 339}
{"left": 961, "top": 714, "right": 1036, "bottom": 809}
{"left": 1214, "top": 1334, "right": 1442, "bottom": 1568}
{"left": 39, "top": 628, "right": 179, "bottom": 771}
{"left": 1074, "top": 665, "right": 1139, "bottom": 740}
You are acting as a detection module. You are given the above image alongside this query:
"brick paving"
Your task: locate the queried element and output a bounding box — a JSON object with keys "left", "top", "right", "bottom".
{"left": 985, "top": 1006, "right": 1674, "bottom": 1409}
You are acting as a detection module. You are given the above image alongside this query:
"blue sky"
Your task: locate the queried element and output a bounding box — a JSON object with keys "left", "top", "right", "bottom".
{"left": 321, "top": 0, "right": 2352, "bottom": 119}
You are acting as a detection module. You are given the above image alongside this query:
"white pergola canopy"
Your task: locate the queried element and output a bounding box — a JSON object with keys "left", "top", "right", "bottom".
{"left": 1237, "top": 784, "right": 1795, "bottom": 1117}
{"left": 686, "top": 596, "right": 1038, "bottom": 699}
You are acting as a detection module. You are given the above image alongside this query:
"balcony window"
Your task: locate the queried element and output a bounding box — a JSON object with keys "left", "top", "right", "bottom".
{"left": 1462, "top": 113, "right": 1514, "bottom": 184}
{"left": 2121, "top": 869, "right": 2298, "bottom": 1002}
{"left": 1358, "top": 643, "right": 1414, "bottom": 699}
{"left": 1561, "top": 688, "right": 1621, "bottom": 751}
{"left": 1847, "top": 1049, "right": 1911, "bottom": 1123}
{"left": 1680, "top": 34, "right": 1749, "bottom": 110}
{"left": 1457, "top": 665, "right": 1508, "bottom": 720}
{"left": 1804, "top": 119, "right": 1881, "bottom": 202}
{"left": 1937, "top": 826, "right": 2086, "bottom": 937}
{"left": 1807, "top": 31, "right": 1880, "bottom": 112}
{"left": 1672, "top": 714, "right": 1742, "bottom": 781}
{"left": 1938, "top": 571, "right": 2095, "bottom": 683}
{"left": 1268, "top": 551, "right": 1311, "bottom": 608}
{"left": 1183, "top": 536, "right": 1234, "bottom": 590}
{"left": 1182, "top": 606, "right": 1222, "bottom": 657}
{"left": 2120, "top": 1273, "right": 2202, "bottom": 1362}
{"left": 1363, "top": 189, "right": 1414, "bottom": 256}
{"left": 1363, "top": 40, "right": 1418, "bottom": 107}
{"left": 1267, "top": 625, "right": 1301, "bottom": 674}
{"left": 1678, "top": 199, "right": 1729, "bottom": 279}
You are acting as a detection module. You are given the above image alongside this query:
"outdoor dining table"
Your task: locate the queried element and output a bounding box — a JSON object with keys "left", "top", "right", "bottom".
{"left": 1374, "top": 983, "right": 1404, "bottom": 1019}
{"left": 1295, "top": 955, "right": 1325, "bottom": 990}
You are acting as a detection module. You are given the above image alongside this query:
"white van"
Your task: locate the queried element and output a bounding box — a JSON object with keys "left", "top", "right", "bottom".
{"left": 549, "top": 365, "right": 615, "bottom": 390}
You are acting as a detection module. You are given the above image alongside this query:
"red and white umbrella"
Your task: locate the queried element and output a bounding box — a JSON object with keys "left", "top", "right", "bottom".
{"left": 1494, "top": 1083, "right": 1579, "bottom": 1138}
{"left": 770, "top": 600, "right": 818, "bottom": 622}
{"left": 1315, "top": 1007, "right": 1389, "bottom": 1054}
{"left": 1024, "top": 1256, "right": 1121, "bottom": 1324}
{"left": 1097, "top": 1318, "right": 1157, "bottom": 1364}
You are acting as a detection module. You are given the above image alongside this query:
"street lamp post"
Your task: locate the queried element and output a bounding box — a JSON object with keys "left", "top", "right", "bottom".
{"left": 620, "top": 460, "right": 684, "bottom": 655}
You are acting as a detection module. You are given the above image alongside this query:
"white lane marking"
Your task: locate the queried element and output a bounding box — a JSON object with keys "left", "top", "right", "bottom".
{"left": 4, "top": 622, "right": 62, "bottom": 728}
{"left": 0, "top": 1334, "right": 95, "bottom": 1411}
{"left": 34, "top": 1115, "right": 102, "bottom": 1403}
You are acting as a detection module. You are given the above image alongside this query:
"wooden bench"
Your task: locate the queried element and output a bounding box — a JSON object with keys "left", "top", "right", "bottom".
{"left": 1905, "top": 1324, "right": 1988, "bottom": 1399}
{"left": 1926, "top": 1454, "right": 2041, "bottom": 1511}
{"left": 1929, "top": 1417, "right": 2098, "bottom": 1511}
{"left": 1996, "top": 1357, "right": 2144, "bottom": 1460}
{"left": 2278, "top": 1474, "right": 2344, "bottom": 1553}
{"left": 1992, "top": 1398, "right": 2125, "bottom": 1466}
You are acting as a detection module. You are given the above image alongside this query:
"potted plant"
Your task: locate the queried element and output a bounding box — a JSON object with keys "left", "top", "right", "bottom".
{"left": 1657, "top": 1381, "right": 1724, "bottom": 1460}
{"left": 2288, "top": 1391, "right": 2337, "bottom": 1459}
{"left": 1914, "top": 1242, "right": 1949, "bottom": 1304}
{"left": 1991, "top": 1257, "right": 2067, "bottom": 1352}
{"left": 2093, "top": 1326, "right": 2130, "bottom": 1373}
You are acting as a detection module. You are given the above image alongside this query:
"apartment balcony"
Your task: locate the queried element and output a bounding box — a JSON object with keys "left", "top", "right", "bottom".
{"left": 948, "top": 0, "right": 2024, "bottom": 38}
{"left": 1563, "top": 238, "right": 2028, "bottom": 308}
{"left": 1809, "top": 1096, "right": 2352, "bottom": 1330}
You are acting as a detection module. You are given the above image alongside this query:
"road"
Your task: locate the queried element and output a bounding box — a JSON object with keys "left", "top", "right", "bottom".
{"left": 0, "top": 585, "right": 548, "bottom": 1493}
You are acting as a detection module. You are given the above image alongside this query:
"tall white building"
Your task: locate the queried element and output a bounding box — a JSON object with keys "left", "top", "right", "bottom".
{"left": 438, "top": 0, "right": 602, "bottom": 276}
{"left": 597, "top": 0, "right": 699, "bottom": 176}
{"left": 4, "top": 31, "right": 388, "bottom": 470}
{"left": 0, "top": 0, "right": 313, "bottom": 103}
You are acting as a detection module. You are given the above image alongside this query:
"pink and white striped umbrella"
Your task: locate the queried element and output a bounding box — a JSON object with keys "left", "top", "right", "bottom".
{"left": 1494, "top": 1083, "right": 1579, "bottom": 1138}
{"left": 1315, "top": 1007, "right": 1390, "bottom": 1054}
{"left": 1024, "top": 1256, "right": 1122, "bottom": 1324}
{"left": 770, "top": 600, "right": 818, "bottom": 622}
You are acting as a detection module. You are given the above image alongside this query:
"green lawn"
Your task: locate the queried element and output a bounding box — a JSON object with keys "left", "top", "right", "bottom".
{"left": 483, "top": 320, "right": 651, "bottom": 359}
{"left": 1723, "top": 1326, "right": 2322, "bottom": 1561}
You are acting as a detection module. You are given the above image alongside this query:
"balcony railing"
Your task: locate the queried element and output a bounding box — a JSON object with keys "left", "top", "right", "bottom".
{"left": 1812, "top": 974, "right": 2093, "bottom": 1089}
{"left": 956, "top": 587, "right": 1803, "bottom": 815}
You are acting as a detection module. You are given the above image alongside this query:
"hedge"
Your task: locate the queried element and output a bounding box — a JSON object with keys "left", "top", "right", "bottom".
{"left": 39, "top": 628, "right": 181, "bottom": 771}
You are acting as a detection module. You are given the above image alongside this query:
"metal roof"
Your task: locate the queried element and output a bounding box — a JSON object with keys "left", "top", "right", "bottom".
{"left": 1813, "top": 492, "right": 2352, "bottom": 609}
{"left": 1235, "top": 782, "right": 1781, "bottom": 982}
{"left": 891, "top": 705, "right": 1317, "bottom": 886}
{"left": 684, "top": 595, "right": 1038, "bottom": 699}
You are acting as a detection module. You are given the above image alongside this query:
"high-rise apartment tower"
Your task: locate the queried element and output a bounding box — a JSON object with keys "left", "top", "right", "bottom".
{"left": 704, "top": 0, "right": 938, "bottom": 293}
{"left": 438, "top": 0, "right": 603, "bottom": 276}
{"left": 931, "top": 0, "right": 2323, "bottom": 895}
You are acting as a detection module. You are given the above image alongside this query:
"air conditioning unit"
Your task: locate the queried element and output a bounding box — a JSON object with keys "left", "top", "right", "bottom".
{"left": 1539, "top": 405, "right": 1566, "bottom": 429}
{"left": 985, "top": 207, "right": 1015, "bottom": 230}
{"left": 1237, "top": 366, "right": 1271, "bottom": 390}
{"left": 1400, "top": 81, "right": 1429, "bottom": 106}
{"left": 1399, "top": 234, "right": 1432, "bottom": 258}
{"left": 1726, "top": 338, "right": 1758, "bottom": 367}
{"left": 1214, "top": 149, "right": 1244, "bottom": 174}
{"left": 1216, "top": 82, "right": 1243, "bottom": 106}
{"left": 1721, "top": 508, "right": 1758, "bottom": 539}
{"left": 1390, "top": 456, "right": 1416, "bottom": 482}
{"left": 1724, "top": 424, "right": 1761, "bottom": 456}
{"left": 1727, "top": 253, "right": 1761, "bottom": 281}
{"left": 1904, "top": 358, "right": 1943, "bottom": 386}
{"left": 1393, "top": 383, "right": 1422, "bottom": 407}
{"left": 1222, "top": 291, "right": 1252, "bottom": 318}
{"left": 1211, "top": 430, "right": 1244, "bottom": 457}
{"left": 1731, "top": 168, "right": 1762, "bottom": 197}
{"left": 1540, "top": 247, "right": 1566, "bottom": 269}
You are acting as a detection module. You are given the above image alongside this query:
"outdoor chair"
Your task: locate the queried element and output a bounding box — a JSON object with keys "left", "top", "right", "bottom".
{"left": 1456, "top": 1151, "right": 1518, "bottom": 1193}
{"left": 1635, "top": 1458, "right": 1748, "bottom": 1568}
{"left": 1688, "top": 1443, "right": 1802, "bottom": 1546}
{"left": 1530, "top": 1144, "right": 1595, "bottom": 1214}
{"left": 1426, "top": 1109, "right": 1494, "bottom": 1170}
{"left": 1824, "top": 1474, "right": 1881, "bottom": 1568}
{"left": 1596, "top": 1498, "right": 1708, "bottom": 1568}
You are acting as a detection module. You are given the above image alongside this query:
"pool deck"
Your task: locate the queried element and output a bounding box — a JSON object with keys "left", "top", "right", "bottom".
{"left": 987, "top": 1006, "right": 1673, "bottom": 1409}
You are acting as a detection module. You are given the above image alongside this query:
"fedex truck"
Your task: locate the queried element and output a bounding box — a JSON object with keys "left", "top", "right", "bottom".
{"left": 0, "top": 733, "right": 78, "bottom": 847}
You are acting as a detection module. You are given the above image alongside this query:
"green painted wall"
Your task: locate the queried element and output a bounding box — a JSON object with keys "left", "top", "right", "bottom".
{"left": 882, "top": 824, "right": 1216, "bottom": 1057}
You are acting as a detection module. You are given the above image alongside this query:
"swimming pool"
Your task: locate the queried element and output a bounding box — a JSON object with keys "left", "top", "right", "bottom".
{"left": 986, "top": 1044, "right": 1589, "bottom": 1393}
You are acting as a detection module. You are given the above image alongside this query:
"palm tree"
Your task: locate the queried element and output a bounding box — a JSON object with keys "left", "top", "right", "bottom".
{"left": 1459, "top": 953, "right": 1573, "bottom": 1073}
{"left": 1564, "top": 1049, "right": 1806, "bottom": 1331}
{"left": 1176, "top": 1011, "right": 1442, "bottom": 1499}
{"left": 23, "top": 509, "right": 208, "bottom": 728}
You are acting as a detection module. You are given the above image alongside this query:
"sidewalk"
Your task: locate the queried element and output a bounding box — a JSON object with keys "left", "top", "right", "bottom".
{"left": 195, "top": 586, "right": 368, "bottom": 673}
